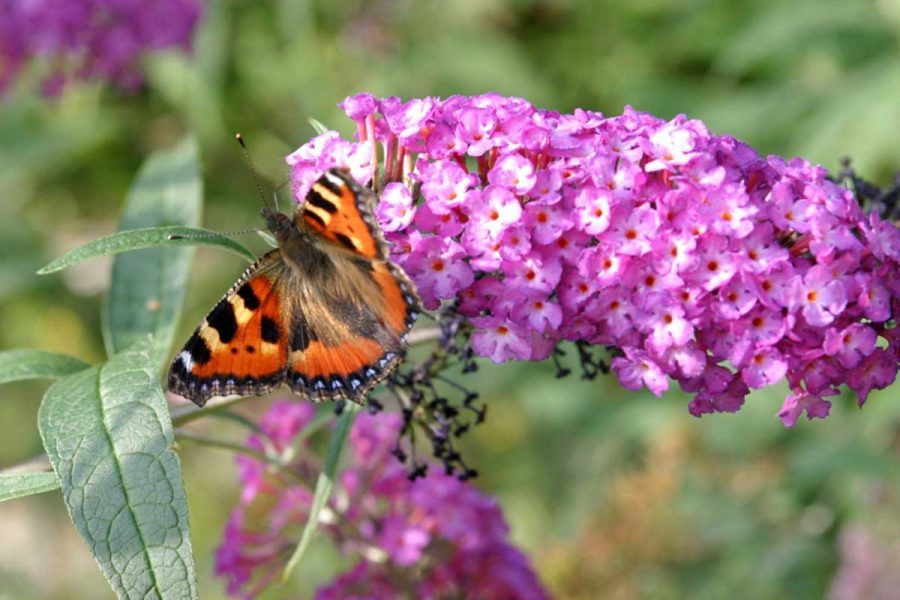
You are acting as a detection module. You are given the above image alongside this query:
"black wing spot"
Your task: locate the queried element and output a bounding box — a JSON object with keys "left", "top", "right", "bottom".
{"left": 170, "top": 356, "right": 188, "bottom": 378}
{"left": 316, "top": 174, "right": 345, "bottom": 196}
{"left": 304, "top": 210, "right": 327, "bottom": 228}
{"left": 245, "top": 345, "right": 256, "bottom": 354}
{"left": 261, "top": 316, "right": 281, "bottom": 344}
{"left": 207, "top": 299, "right": 238, "bottom": 343}
{"left": 236, "top": 283, "right": 261, "bottom": 309}
{"left": 230, "top": 347, "right": 238, "bottom": 354}
{"left": 186, "top": 330, "right": 212, "bottom": 364}
{"left": 334, "top": 232, "right": 358, "bottom": 251}
{"left": 307, "top": 190, "right": 339, "bottom": 214}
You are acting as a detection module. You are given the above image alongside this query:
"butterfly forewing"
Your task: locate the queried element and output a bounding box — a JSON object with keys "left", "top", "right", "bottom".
{"left": 168, "top": 252, "right": 290, "bottom": 406}
{"left": 298, "top": 170, "right": 385, "bottom": 259}
{"left": 284, "top": 281, "right": 408, "bottom": 401}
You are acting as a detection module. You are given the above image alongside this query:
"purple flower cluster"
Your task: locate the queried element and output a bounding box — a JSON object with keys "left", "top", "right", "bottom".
{"left": 287, "top": 94, "right": 899, "bottom": 426}
{"left": 215, "top": 400, "right": 548, "bottom": 599}
{"left": 0, "top": 0, "right": 202, "bottom": 95}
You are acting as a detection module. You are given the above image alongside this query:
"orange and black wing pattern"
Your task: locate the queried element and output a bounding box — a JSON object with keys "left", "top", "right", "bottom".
{"left": 285, "top": 292, "right": 410, "bottom": 402}
{"left": 167, "top": 251, "right": 290, "bottom": 406}
{"left": 169, "top": 168, "right": 422, "bottom": 406}
{"left": 296, "top": 169, "right": 386, "bottom": 259}
{"left": 286, "top": 169, "right": 421, "bottom": 402}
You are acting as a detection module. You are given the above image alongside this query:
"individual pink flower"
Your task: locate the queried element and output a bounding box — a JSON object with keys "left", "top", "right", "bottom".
{"left": 417, "top": 159, "right": 474, "bottom": 213}
{"left": 462, "top": 186, "right": 522, "bottom": 241}
{"left": 383, "top": 97, "right": 435, "bottom": 139}
{"left": 471, "top": 317, "right": 533, "bottom": 363}
{"left": 375, "top": 182, "right": 416, "bottom": 232}
{"left": 741, "top": 347, "right": 789, "bottom": 389}
{"left": 573, "top": 185, "right": 614, "bottom": 235}
{"left": 791, "top": 265, "right": 848, "bottom": 326}
{"left": 402, "top": 236, "right": 474, "bottom": 310}
{"left": 611, "top": 349, "right": 669, "bottom": 397}
{"left": 847, "top": 349, "right": 896, "bottom": 406}
{"left": 644, "top": 116, "right": 708, "bottom": 171}
{"left": 778, "top": 391, "right": 834, "bottom": 428}
{"left": 488, "top": 153, "right": 537, "bottom": 195}
{"left": 823, "top": 323, "right": 877, "bottom": 369}
{"left": 340, "top": 93, "right": 377, "bottom": 122}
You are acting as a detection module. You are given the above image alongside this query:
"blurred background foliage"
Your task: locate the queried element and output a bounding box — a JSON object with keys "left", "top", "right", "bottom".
{"left": 1, "top": 0, "right": 899, "bottom": 598}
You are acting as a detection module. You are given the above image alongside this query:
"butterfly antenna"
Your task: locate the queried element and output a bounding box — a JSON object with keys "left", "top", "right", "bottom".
{"left": 235, "top": 133, "right": 274, "bottom": 211}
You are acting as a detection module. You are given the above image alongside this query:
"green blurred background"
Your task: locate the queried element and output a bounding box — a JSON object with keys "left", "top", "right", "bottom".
{"left": 1, "top": 1, "right": 899, "bottom": 598}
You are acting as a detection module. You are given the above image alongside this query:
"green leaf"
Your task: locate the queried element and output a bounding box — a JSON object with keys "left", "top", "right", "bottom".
{"left": 101, "top": 137, "right": 203, "bottom": 366}
{"left": 37, "top": 226, "right": 255, "bottom": 274}
{"left": 282, "top": 402, "right": 360, "bottom": 582}
{"left": 0, "top": 471, "right": 60, "bottom": 502}
{"left": 308, "top": 118, "right": 331, "bottom": 135}
{"left": 38, "top": 338, "right": 198, "bottom": 599}
{"left": 257, "top": 230, "right": 278, "bottom": 248}
{"left": 0, "top": 349, "right": 89, "bottom": 384}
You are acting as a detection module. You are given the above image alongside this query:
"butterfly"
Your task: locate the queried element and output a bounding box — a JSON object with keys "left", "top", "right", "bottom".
{"left": 167, "top": 168, "right": 421, "bottom": 407}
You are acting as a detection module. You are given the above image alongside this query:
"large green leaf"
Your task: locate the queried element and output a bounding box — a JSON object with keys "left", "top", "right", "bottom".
{"left": 102, "top": 137, "right": 204, "bottom": 367}
{"left": 0, "top": 471, "right": 60, "bottom": 502}
{"left": 38, "top": 339, "right": 198, "bottom": 599}
{"left": 37, "top": 226, "right": 255, "bottom": 274}
{"left": 0, "top": 349, "right": 89, "bottom": 384}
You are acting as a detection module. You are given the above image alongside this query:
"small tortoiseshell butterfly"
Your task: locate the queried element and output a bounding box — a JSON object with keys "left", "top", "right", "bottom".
{"left": 167, "top": 169, "right": 421, "bottom": 407}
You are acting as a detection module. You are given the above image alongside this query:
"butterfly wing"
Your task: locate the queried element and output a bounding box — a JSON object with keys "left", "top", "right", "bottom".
{"left": 297, "top": 169, "right": 387, "bottom": 260}
{"left": 169, "top": 168, "right": 421, "bottom": 406}
{"left": 286, "top": 169, "right": 421, "bottom": 402}
{"left": 284, "top": 261, "right": 419, "bottom": 402}
{"left": 167, "top": 250, "right": 290, "bottom": 406}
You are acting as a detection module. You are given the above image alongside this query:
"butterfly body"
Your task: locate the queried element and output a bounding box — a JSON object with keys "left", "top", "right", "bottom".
{"left": 168, "top": 169, "right": 420, "bottom": 407}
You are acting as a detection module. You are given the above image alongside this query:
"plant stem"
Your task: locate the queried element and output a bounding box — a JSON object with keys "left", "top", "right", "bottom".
{"left": 174, "top": 429, "right": 276, "bottom": 465}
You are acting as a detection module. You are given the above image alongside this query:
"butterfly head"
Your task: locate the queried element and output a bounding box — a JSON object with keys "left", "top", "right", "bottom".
{"left": 262, "top": 206, "right": 295, "bottom": 243}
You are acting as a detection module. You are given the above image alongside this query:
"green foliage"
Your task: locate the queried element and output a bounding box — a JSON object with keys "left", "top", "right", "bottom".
{"left": 7, "top": 140, "right": 218, "bottom": 599}
{"left": 37, "top": 225, "right": 255, "bottom": 275}
{"left": 0, "top": 471, "right": 60, "bottom": 502}
{"left": 2, "top": 131, "right": 364, "bottom": 600}
{"left": 38, "top": 338, "right": 198, "bottom": 600}
{"left": 0, "top": 349, "right": 89, "bottom": 384}
{"left": 101, "top": 137, "right": 204, "bottom": 366}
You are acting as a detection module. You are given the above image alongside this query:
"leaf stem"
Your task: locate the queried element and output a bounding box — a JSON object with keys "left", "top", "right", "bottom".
{"left": 174, "top": 429, "right": 280, "bottom": 466}
{"left": 407, "top": 326, "right": 441, "bottom": 346}
{"left": 281, "top": 402, "right": 360, "bottom": 583}
{"left": 170, "top": 395, "right": 256, "bottom": 427}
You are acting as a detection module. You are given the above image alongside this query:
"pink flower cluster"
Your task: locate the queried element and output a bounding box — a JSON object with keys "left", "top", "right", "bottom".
{"left": 286, "top": 94, "right": 899, "bottom": 426}
{"left": 215, "top": 400, "right": 548, "bottom": 599}
{"left": 0, "top": 0, "right": 203, "bottom": 95}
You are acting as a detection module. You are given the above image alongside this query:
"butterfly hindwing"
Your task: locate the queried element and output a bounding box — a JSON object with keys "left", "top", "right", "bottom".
{"left": 167, "top": 251, "right": 289, "bottom": 406}
{"left": 285, "top": 284, "right": 407, "bottom": 402}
